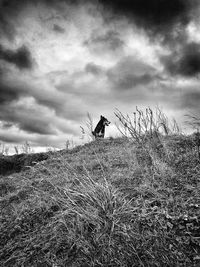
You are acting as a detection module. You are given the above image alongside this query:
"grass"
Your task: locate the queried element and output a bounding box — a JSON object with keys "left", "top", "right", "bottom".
{"left": 0, "top": 133, "right": 200, "bottom": 266}
{"left": 0, "top": 152, "right": 49, "bottom": 176}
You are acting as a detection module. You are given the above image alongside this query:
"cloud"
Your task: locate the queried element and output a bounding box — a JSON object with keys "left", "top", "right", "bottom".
{"left": 0, "top": 0, "right": 21, "bottom": 40}
{"left": 0, "top": 121, "right": 13, "bottom": 129}
{"left": 107, "top": 56, "right": 159, "bottom": 90}
{"left": 180, "top": 88, "right": 200, "bottom": 112}
{"left": 0, "top": 16, "right": 16, "bottom": 40}
{"left": 112, "top": 73, "right": 155, "bottom": 90}
{"left": 53, "top": 24, "right": 65, "bottom": 33}
{"left": 0, "top": 77, "right": 82, "bottom": 137}
{"left": 98, "top": 0, "right": 198, "bottom": 40}
{"left": 0, "top": 98, "right": 56, "bottom": 135}
{"left": 0, "top": 0, "right": 70, "bottom": 40}
{"left": 0, "top": 45, "right": 33, "bottom": 69}
{"left": 18, "top": 115, "right": 56, "bottom": 135}
{"left": 85, "top": 30, "right": 124, "bottom": 51}
{"left": 0, "top": 81, "right": 28, "bottom": 104}
{"left": 0, "top": 131, "right": 29, "bottom": 143}
{"left": 0, "top": 96, "right": 81, "bottom": 147}
{"left": 161, "top": 42, "right": 200, "bottom": 77}
{"left": 35, "top": 91, "right": 85, "bottom": 121}
{"left": 85, "top": 62, "right": 103, "bottom": 75}
{"left": 1, "top": 0, "right": 198, "bottom": 44}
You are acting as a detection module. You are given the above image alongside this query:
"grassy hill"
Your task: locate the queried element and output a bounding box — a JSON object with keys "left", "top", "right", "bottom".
{"left": 1, "top": 135, "right": 200, "bottom": 266}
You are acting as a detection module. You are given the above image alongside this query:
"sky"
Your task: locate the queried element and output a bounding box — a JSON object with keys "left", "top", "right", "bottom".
{"left": 1, "top": 0, "right": 200, "bottom": 153}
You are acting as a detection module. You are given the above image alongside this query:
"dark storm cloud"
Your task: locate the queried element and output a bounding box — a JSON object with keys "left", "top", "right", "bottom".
{"left": 35, "top": 90, "right": 85, "bottom": 121}
{"left": 0, "top": 80, "right": 59, "bottom": 136}
{"left": 85, "top": 30, "right": 124, "bottom": 51}
{"left": 0, "top": 0, "right": 21, "bottom": 40}
{"left": 85, "top": 62, "right": 103, "bottom": 75}
{"left": 0, "top": 0, "right": 60, "bottom": 40}
{"left": 0, "top": 17, "right": 16, "bottom": 40}
{"left": 112, "top": 73, "right": 155, "bottom": 90}
{"left": 162, "top": 42, "right": 200, "bottom": 77}
{"left": 20, "top": 119, "right": 56, "bottom": 135}
{"left": 0, "top": 45, "right": 33, "bottom": 69}
{"left": 0, "top": 82, "right": 28, "bottom": 104}
{"left": 0, "top": 75, "right": 84, "bottom": 124}
{"left": 1, "top": 121, "right": 13, "bottom": 129}
{"left": 1, "top": 0, "right": 198, "bottom": 42}
{"left": 0, "top": 102, "right": 56, "bottom": 135}
{"left": 0, "top": 0, "right": 91, "bottom": 41}
{"left": 53, "top": 24, "right": 65, "bottom": 33}
{"left": 0, "top": 134, "right": 24, "bottom": 144}
{"left": 98, "top": 0, "right": 198, "bottom": 39}
{"left": 107, "top": 56, "right": 159, "bottom": 90}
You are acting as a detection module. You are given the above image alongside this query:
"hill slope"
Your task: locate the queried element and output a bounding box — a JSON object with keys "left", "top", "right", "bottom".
{"left": 0, "top": 136, "right": 200, "bottom": 266}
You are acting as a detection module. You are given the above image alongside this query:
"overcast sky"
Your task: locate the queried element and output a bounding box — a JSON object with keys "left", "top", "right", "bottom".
{"left": 1, "top": 0, "right": 200, "bottom": 153}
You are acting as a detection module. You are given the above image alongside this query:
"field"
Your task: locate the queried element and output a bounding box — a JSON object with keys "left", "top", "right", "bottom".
{"left": 1, "top": 133, "right": 200, "bottom": 266}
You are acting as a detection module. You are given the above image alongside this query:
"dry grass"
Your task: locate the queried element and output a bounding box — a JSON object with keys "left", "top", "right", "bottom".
{"left": 0, "top": 132, "right": 200, "bottom": 266}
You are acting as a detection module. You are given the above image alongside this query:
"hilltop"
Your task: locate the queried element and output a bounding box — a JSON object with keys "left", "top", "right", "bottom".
{"left": 0, "top": 135, "right": 200, "bottom": 266}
